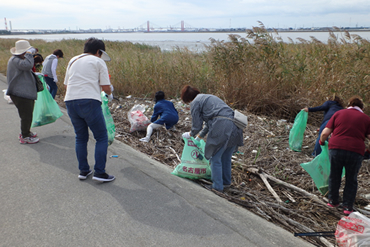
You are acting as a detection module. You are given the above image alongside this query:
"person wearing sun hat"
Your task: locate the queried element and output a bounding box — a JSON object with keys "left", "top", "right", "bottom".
{"left": 6, "top": 40, "right": 40, "bottom": 144}
{"left": 64, "top": 37, "right": 115, "bottom": 182}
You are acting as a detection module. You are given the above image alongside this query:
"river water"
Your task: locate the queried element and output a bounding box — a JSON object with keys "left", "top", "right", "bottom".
{"left": 1, "top": 31, "right": 370, "bottom": 52}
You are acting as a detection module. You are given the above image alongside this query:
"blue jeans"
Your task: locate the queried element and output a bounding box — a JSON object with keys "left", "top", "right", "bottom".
{"left": 312, "top": 120, "right": 329, "bottom": 156}
{"left": 328, "top": 149, "right": 363, "bottom": 209}
{"left": 44, "top": 76, "right": 58, "bottom": 99}
{"left": 66, "top": 99, "right": 108, "bottom": 174}
{"left": 210, "top": 144, "right": 236, "bottom": 191}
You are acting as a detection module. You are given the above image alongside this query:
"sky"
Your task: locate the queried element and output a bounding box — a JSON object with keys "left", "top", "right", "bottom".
{"left": 1, "top": 0, "right": 370, "bottom": 30}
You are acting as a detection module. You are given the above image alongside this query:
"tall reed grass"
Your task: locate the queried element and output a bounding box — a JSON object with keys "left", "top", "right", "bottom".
{"left": 1, "top": 23, "right": 369, "bottom": 122}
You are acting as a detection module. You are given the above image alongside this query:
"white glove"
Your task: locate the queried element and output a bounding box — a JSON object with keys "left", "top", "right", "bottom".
{"left": 27, "top": 47, "right": 37, "bottom": 54}
{"left": 182, "top": 132, "right": 191, "bottom": 139}
{"left": 54, "top": 79, "right": 58, "bottom": 83}
{"left": 108, "top": 93, "right": 113, "bottom": 102}
{"left": 195, "top": 136, "right": 201, "bottom": 141}
{"left": 110, "top": 84, "right": 114, "bottom": 92}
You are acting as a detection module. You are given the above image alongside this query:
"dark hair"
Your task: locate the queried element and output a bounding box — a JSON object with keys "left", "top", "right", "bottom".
{"left": 329, "top": 94, "right": 344, "bottom": 108}
{"left": 33, "top": 54, "right": 43, "bottom": 64}
{"left": 181, "top": 85, "right": 200, "bottom": 103}
{"left": 53, "top": 49, "right": 64, "bottom": 58}
{"left": 155, "top": 91, "right": 165, "bottom": 103}
{"left": 84, "top": 37, "right": 105, "bottom": 55}
{"left": 348, "top": 96, "right": 364, "bottom": 109}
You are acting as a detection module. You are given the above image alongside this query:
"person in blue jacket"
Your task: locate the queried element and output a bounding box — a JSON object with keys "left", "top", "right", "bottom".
{"left": 303, "top": 94, "right": 344, "bottom": 156}
{"left": 140, "top": 91, "right": 179, "bottom": 142}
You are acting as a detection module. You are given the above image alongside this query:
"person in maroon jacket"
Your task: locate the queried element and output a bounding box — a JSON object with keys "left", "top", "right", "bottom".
{"left": 320, "top": 96, "right": 370, "bottom": 215}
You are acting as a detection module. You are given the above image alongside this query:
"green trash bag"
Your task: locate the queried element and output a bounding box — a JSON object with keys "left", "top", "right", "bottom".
{"left": 32, "top": 75, "right": 63, "bottom": 127}
{"left": 101, "top": 92, "right": 116, "bottom": 145}
{"left": 300, "top": 141, "right": 344, "bottom": 195}
{"left": 289, "top": 110, "right": 308, "bottom": 152}
{"left": 172, "top": 137, "right": 211, "bottom": 180}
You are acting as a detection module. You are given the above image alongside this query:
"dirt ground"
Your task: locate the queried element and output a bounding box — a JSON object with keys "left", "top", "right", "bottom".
{"left": 57, "top": 94, "right": 370, "bottom": 246}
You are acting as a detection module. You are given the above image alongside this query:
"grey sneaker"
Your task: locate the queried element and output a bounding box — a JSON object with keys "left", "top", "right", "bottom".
{"left": 92, "top": 173, "right": 115, "bottom": 182}
{"left": 78, "top": 170, "right": 93, "bottom": 180}
{"left": 19, "top": 136, "right": 39, "bottom": 144}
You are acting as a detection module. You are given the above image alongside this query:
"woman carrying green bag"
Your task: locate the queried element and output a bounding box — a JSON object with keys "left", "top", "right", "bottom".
{"left": 320, "top": 96, "right": 370, "bottom": 215}
{"left": 180, "top": 85, "right": 244, "bottom": 192}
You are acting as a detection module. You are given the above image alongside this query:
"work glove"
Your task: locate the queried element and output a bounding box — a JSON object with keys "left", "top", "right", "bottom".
{"left": 182, "top": 132, "right": 191, "bottom": 139}
{"left": 110, "top": 84, "right": 114, "bottom": 92}
{"left": 54, "top": 78, "right": 58, "bottom": 83}
{"left": 108, "top": 93, "right": 114, "bottom": 102}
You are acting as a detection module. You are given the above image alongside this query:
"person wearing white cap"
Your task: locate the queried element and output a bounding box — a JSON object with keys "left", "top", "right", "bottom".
{"left": 64, "top": 37, "right": 115, "bottom": 182}
{"left": 6, "top": 40, "right": 40, "bottom": 144}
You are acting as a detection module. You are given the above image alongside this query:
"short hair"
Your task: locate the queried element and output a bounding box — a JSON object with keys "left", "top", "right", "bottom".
{"left": 329, "top": 94, "right": 344, "bottom": 108}
{"left": 181, "top": 85, "right": 200, "bottom": 104}
{"left": 348, "top": 96, "right": 364, "bottom": 109}
{"left": 53, "top": 49, "right": 63, "bottom": 58}
{"left": 33, "top": 54, "right": 43, "bottom": 64}
{"left": 84, "top": 37, "right": 105, "bottom": 55}
{"left": 155, "top": 91, "right": 165, "bottom": 103}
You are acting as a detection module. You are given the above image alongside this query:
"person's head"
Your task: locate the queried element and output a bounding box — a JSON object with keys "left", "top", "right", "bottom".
{"left": 33, "top": 54, "right": 43, "bottom": 64}
{"left": 181, "top": 85, "right": 200, "bottom": 104}
{"left": 84, "top": 37, "right": 105, "bottom": 56}
{"left": 10, "top": 40, "right": 32, "bottom": 57}
{"left": 155, "top": 91, "right": 165, "bottom": 103}
{"left": 348, "top": 96, "right": 364, "bottom": 109}
{"left": 53, "top": 49, "right": 63, "bottom": 58}
{"left": 329, "top": 94, "right": 344, "bottom": 108}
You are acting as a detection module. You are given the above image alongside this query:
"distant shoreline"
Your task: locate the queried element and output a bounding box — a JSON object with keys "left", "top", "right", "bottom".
{"left": 2, "top": 28, "right": 370, "bottom": 36}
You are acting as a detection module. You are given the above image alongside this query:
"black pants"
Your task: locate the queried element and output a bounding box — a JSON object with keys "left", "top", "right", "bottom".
{"left": 328, "top": 149, "right": 363, "bottom": 209}
{"left": 10, "top": 95, "right": 35, "bottom": 138}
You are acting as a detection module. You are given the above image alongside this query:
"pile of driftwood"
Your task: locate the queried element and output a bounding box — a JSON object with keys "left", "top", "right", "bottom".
{"left": 58, "top": 95, "right": 370, "bottom": 246}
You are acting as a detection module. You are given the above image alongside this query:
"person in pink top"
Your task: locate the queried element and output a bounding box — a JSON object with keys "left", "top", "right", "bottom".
{"left": 320, "top": 96, "right": 370, "bottom": 215}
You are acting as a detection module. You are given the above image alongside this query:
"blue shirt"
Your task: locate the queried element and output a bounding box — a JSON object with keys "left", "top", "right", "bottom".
{"left": 151, "top": 99, "right": 179, "bottom": 129}
{"left": 309, "top": 100, "right": 343, "bottom": 125}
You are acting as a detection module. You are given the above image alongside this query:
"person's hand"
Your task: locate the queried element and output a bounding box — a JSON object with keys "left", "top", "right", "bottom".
{"left": 195, "top": 136, "right": 201, "bottom": 141}
{"left": 110, "top": 84, "right": 114, "bottom": 92}
{"left": 319, "top": 140, "right": 325, "bottom": 146}
{"left": 302, "top": 107, "right": 308, "bottom": 112}
{"left": 182, "top": 132, "right": 191, "bottom": 139}
{"left": 54, "top": 79, "right": 58, "bottom": 83}
{"left": 108, "top": 93, "right": 113, "bottom": 102}
{"left": 27, "top": 47, "right": 37, "bottom": 54}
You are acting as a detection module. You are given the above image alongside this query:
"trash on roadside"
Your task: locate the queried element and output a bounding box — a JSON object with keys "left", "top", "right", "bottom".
{"left": 110, "top": 155, "right": 118, "bottom": 158}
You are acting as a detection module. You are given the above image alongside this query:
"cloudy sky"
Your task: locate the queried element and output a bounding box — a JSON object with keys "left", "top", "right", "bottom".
{"left": 1, "top": 0, "right": 370, "bottom": 30}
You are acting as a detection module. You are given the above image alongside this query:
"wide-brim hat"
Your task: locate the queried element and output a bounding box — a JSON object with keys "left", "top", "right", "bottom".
{"left": 10, "top": 40, "right": 32, "bottom": 55}
{"left": 100, "top": 50, "right": 111, "bottom": 61}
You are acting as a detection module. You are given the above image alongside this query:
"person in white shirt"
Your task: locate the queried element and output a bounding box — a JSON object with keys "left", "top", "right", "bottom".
{"left": 41, "top": 49, "right": 63, "bottom": 99}
{"left": 64, "top": 37, "right": 115, "bottom": 182}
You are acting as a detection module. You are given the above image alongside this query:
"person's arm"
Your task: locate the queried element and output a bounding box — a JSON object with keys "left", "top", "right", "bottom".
{"left": 320, "top": 127, "right": 332, "bottom": 144}
{"left": 101, "top": 85, "right": 112, "bottom": 95}
{"left": 190, "top": 101, "right": 204, "bottom": 138}
{"left": 309, "top": 101, "right": 330, "bottom": 112}
{"left": 151, "top": 104, "right": 160, "bottom": 122}
{"left": 14, "top": 53, "right": 34, "bottom": 71}
{"left": 51, "top": 58, "right": 58, "bottom": 82}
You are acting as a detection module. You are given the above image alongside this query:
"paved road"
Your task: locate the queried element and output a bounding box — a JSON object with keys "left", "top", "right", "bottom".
{"left": 0, "top": 74, "right": 313, "bottom": 247}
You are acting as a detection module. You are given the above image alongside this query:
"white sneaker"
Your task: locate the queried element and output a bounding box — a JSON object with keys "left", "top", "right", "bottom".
{"left": 139, "top": 137, "right": 149, "bottom": 142}
{"left": 20, "top": 136, "right": 39, "bottom": 144}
